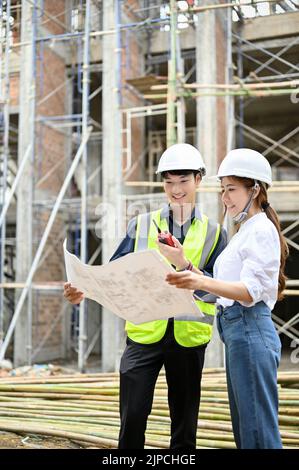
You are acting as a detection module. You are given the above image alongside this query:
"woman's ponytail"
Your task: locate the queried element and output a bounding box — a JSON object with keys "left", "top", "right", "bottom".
{"left": 259, "top": 186, "right": 289, "bottom": 300}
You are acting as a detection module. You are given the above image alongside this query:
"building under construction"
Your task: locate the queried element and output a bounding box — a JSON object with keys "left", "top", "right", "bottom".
{"left": 0, "top": 0, "right": 298, "bottom": 374}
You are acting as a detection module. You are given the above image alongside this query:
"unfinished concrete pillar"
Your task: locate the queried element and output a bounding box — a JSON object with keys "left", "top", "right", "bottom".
{"left": 101, "top": 0, "right": 123, "bottom": 372}
{"left": 196, "top": 2, "right": 228, "bottom": 368}
{"left": 14, "top": 0, "right": 35, "bottom": 366}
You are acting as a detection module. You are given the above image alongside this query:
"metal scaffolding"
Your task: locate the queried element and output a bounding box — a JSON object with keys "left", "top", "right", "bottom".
{"left": 0, "top": 0, "right": 11, "bottom": 352}
{"left": 0, "top": 1, "right": 298, "bottom": 373}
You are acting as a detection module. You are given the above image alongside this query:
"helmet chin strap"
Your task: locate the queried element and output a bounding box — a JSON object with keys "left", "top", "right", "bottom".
{"left": 233, "top": 181, "right": 259, "bottom": 224}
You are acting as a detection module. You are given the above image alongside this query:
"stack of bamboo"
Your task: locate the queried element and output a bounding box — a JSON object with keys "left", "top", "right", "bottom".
{"left": 0, "top": 368, "right": 298, "bottom": 448}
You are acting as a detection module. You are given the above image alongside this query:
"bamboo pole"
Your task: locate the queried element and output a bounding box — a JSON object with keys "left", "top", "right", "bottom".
{"left": 0, "top": 369, "right": 298, "bottom": 448}
{"left": 144, "top": 89, "right": 299, "bottom": 99}
{"left": 151, "top": 80, "right": 299, "bottom": 91}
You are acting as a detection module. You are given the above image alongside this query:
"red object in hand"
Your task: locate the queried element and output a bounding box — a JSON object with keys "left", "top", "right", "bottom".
{"left": 153, "top": 220, "right": 176, "bottom": 247}
{"left": 158, "top": 232, "right": 176, "bottom": 247}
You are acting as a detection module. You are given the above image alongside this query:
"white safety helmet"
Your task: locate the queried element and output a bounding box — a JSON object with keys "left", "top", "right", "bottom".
{"left": 156, "top": 143, "right": 206, "bottom": 176}
{"left": 214, "top": 148, "right": 272, "bottom": 186}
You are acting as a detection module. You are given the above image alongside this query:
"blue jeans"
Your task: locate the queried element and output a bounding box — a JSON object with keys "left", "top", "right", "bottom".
{"left": 216, "top": 301, "right": 282, "bottom": 449}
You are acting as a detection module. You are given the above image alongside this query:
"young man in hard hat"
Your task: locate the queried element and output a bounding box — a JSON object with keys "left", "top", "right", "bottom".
{"left": 166, "top": 148, "right": 287, "bottom": 449}
{"left": 64, "top": 143, "right": 227, "bottom": 449}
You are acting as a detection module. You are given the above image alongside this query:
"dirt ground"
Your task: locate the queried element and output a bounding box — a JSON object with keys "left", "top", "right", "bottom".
{"left": 0, "top": 431, "right": 96, "bottom": 449}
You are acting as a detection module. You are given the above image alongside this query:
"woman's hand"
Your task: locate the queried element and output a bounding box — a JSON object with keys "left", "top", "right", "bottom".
{"left": 64, "top": 282, "right": 84, "bottom": 305}
{"left": 156, "top": 235, "right": 188, "bottom": 269}
{"left": 166, "top": 271, "right": 206, "bottom": 291}
{"left": 167, "top": 272, "right": 254, "bottom": 304}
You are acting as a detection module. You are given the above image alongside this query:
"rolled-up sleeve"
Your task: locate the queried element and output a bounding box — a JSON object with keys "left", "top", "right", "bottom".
{"left": 239, "top": 229, "right": 280, "bottom": 307}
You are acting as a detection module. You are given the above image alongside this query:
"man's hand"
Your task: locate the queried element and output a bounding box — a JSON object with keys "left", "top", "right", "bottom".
{"left": 156, "top": 235, "right": 188, "bottom": 270}
{"left": 64, "top": 282, "right": 84, "bottom": 305}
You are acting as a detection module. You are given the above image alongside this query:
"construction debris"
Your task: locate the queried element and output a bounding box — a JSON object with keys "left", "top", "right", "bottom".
{"left": 0, "top": 363, "right": 76, "bottom": 379}
{"left": 0, "top": 368, "right": 298, "bottom": 449}
{"left": 0, "top": 360, "right": 13, "bottom": 374}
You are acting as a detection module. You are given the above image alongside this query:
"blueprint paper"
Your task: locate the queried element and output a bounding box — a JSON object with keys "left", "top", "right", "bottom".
{"left": 63, "top": 240, "right": 203, "bottom": 324}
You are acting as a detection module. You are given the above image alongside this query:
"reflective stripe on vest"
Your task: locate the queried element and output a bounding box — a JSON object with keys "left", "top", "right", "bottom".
{"left": 126, "top": 208, "right": 220, "bottom": 347}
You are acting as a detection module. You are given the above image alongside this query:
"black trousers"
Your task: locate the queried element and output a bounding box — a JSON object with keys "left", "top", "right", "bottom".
{"left": 118, "top": 320, "right": 207, "bottom": 449}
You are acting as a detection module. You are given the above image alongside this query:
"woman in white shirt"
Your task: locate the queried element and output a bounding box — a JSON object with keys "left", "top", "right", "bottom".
{"left": 166, "top": 149, "right": 289, "bottom": 449}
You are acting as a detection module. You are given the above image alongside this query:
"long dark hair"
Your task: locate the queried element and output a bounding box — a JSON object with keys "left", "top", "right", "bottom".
{"left": 224, "top": 176, "right": 289, "bottom": 300}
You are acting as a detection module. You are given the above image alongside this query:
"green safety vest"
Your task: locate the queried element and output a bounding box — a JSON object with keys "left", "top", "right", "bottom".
{"left": 125, "top": 208, "right": 221, "bottom": 347}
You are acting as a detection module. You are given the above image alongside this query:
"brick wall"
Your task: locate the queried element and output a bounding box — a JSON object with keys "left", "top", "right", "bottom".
{"left": 31, "top": 39, "right": 68, "bottom": 361}
{"left": 33, "top": 212, "right": 65, "bottom": 283}
{"left": 32, "top": 294, "right": 64, "bottom": 358}
{"left": 36, "top": 46, "right": 68, "bottom": 192}
{"left": 123, "top": 0, "right": 141, "bottom": 22}
{"left": 9, "top": 74, "right": 20, "bottom": 107}
{"left": 37, "top": 47, "right": 66, "bottom": 114}
{"left": 43, "top": 0, "right": 66, "bottom": 36}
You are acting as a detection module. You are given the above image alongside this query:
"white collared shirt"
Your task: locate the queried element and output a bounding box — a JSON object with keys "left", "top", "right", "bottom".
{"left": 213, "top": 212, "right": 280, "bottom": 309}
